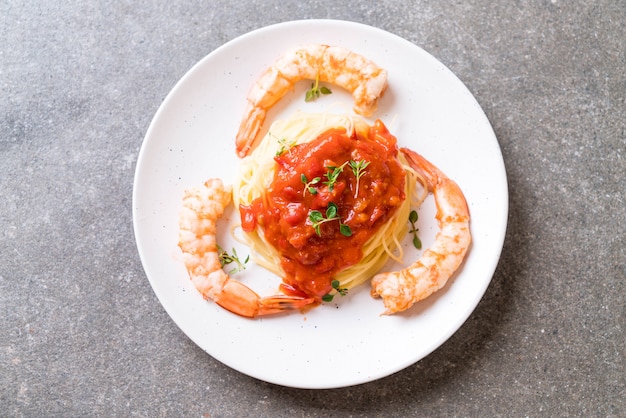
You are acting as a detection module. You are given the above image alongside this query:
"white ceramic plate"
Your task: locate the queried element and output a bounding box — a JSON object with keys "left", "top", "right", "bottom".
{"left": 133, "top": 20, "right": 508, "bottom": 389}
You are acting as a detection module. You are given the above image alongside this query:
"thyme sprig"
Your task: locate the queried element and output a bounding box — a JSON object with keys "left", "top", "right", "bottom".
{"left": 349, "top": 159, "right": 370, "bottom": 198}
{"left": 271, "top": 132, "right": 296, "bottom": 156}
{"left": 308, "top": 202, "right": 352, "bottom": 237}
{"left": 324, "top": 162, "right": 348, "bottom": 191}
{"left": 322, "top": 280, "right": 349, "bottom": 302}
{"left": 408, "top": 210, "right": 422, "bottom": 250}
{"left": 301, "top": 174, "right": 321, "bottom": 196}
{"left": 305, "top": 73, "right": 332, "bottom": 102}
{"left": 217, "top": 246, "right": 250, "bottom": 274}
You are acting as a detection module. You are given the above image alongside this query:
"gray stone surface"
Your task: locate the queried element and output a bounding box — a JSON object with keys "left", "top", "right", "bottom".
{"left": 1, "top": 0, "right": 624, "bottom": 416}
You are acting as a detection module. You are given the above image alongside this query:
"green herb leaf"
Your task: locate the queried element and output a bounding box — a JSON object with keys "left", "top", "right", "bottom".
{"left": 305, "top": 74, "right": 333, "bottom": 102}
{"left": 301, "top": 174, "right": 321, "bottom": 196}
{"left": 331, "top": 279, "right": 348, "bottom": 296}
{"left": 322, "top": 280, "right": 349, "bottom": 303}
{"left": 339, "top": 224, "right": 352, "bottom": 237}
{"left": 349, "top": 159, "right": 370, "bottom": 198}
{"left": 308, "top": 202, "right": 351, "bottom": 237}
{"left": 323, "top": 162, "right": 347, "bottom": 191}
{"left": 271, "top": 132, "right": 295, "bottom": 156}
{"left": 408, "top": 210, "right": 422, "bottom": 250}
{"left": 305, "top": 87, "right": 315, "bottom": 102}
{"left": 217, "top": 246, "right": 249, "bottom": 274}
{"left": 326, "top": 202, "right": 338, "bottom": 219}
{"left": 309, "top": 210, "right": 324, "bottom": 223}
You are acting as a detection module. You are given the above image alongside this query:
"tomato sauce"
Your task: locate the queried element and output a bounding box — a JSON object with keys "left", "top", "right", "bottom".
{"left": 240, "top": 120, "right": 406, "bottom": 299}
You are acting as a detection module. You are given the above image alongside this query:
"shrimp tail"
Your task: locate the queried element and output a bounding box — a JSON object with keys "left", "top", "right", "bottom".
{"left": 236, "top": 102, "right": 266, "bottom": 158}
{"left": 211, "top": 275, "right": 316, "bottom": 318}
{"left": 235, "top": 44, "right": 388, "bottom": 157}
{"left": 179, "top": 178, "right": 317, "bottom": 318}
{"left": 256, "top": 295, "right": 318, "bottom": 316}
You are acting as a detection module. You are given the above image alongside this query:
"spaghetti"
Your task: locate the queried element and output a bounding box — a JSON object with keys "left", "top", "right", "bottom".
{"left": 233, "top": 112, "right": 427, "bottom": 300}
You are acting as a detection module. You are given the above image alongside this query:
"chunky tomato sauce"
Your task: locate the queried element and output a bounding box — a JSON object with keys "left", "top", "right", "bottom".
{"left": 240, "top": 120, "right": 405, "bottom": 299}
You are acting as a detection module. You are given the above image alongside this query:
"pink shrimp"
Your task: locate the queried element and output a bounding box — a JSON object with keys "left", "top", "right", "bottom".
{"left": 178, "top": 178, "right": 316, "bottom": 317}
{"left": 370, "top": 148, "right": 471, "bottom": 314}
{"left": 235, "top": 44, "right": 388, "bottom": 157}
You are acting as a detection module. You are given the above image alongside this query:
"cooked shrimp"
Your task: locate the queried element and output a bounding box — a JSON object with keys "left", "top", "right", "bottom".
{"left": 178, "top": 178, "right": 316, "bottom": 318}
{"left": 370, "top": 148, "right": 471, "bottom": 315}
{"left": 235, "top": 44, "right": 388, "bottom": 157}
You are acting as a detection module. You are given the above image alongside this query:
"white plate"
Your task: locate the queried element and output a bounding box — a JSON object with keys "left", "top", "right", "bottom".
{"left": 133, "top": 20, "right": 508, "bottom": 389}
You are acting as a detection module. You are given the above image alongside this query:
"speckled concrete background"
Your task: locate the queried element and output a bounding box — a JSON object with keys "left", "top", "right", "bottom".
{"left": 1, "top": 1, "right": 624, "bottom": 416}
